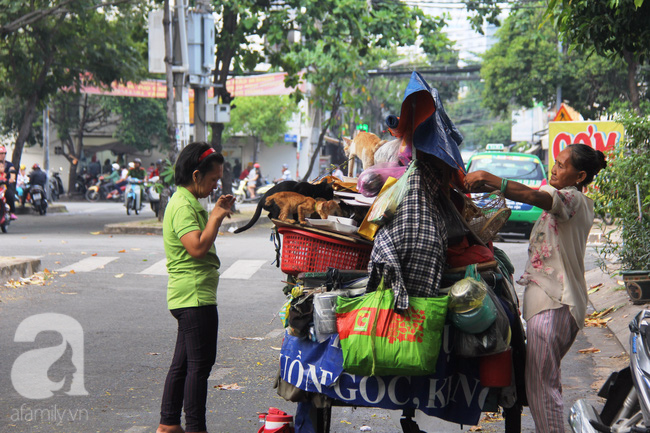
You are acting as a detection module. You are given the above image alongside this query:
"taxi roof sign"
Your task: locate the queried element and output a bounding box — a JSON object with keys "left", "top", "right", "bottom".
{"left": 485, "top": 143, "right": 505, "bottom": 151}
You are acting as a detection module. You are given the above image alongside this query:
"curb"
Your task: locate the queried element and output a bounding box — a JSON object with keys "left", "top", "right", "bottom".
{"left": 102, "top": 212, "right": 259, "bottom": 236}
{"left": 585, "top": 266, "right": 634, "bottom": 354}
{"left": 0, "top": 256, "right": 41, "bottom": 285}
{"left": 15, "top": 203, "right": 67, "bottom": 214}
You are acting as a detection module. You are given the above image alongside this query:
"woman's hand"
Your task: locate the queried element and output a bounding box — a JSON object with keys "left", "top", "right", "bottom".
{"left": 212, "top": 194, "right": 235, "bottom": 221}
{"left": 464, "top": 171, "right": 494, "bottom": 193}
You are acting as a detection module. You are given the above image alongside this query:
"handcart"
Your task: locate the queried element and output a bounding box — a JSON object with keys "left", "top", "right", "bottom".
{"left": 272, "top": 222, "right": 527, "bottom": 433}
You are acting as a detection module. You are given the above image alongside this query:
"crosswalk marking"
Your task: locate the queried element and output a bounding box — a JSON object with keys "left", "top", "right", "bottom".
{"left": 57, "top": 257, "right": 119, "bottom": 272}
{"left": 219, "top": 260, "right": 266, "bottom": 279}
{"left": 139, "top": 259, "right": 168, "bottom": 276}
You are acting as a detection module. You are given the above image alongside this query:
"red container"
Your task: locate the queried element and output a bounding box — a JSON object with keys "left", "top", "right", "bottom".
{"left": 278, "top": 227, "right": 372, "bottom": 275}
{"left": 479, "top": 348, "right": 512, "bottom": 387}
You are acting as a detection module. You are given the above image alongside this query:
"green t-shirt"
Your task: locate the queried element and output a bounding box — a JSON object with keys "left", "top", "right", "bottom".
{"left": 163, "top": 186, "right": 220, "bottom": 309}
{"left": 128, "top": 167, "right": 147, "bottom": 180}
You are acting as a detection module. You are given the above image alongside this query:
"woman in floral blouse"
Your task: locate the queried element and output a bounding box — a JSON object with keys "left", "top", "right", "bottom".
{"left": 465, "top": 144, "right": 606, "bottom": 433}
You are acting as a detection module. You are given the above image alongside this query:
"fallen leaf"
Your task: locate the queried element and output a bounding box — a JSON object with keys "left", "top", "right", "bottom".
{"left": 469, "top": 426, "right": 482, "bottom": 432}
{"left": 147, "top": 352, "right": 160, "bottom": 356}
{"left": 578, "top": 347, "right": 601, "bottom": 354}
{"left": 229, "top": 336, "right": 264, "bottom": 341}
{"left": 61, "top": 240, "right": 68, "bottom": 244}
{"left": 340, "top": 421, "right": 352, "bottom": 425}
{"left": 114, "top": 274, "right": 124, "bottom": 278}
{"left": 585, "top": 317, "right": 612, "bottom": 327}
{"left": 131, "top": 248, "right": 141, "bottom": 251}
{"left": 81, "top": 252, "right": 87, "bottom": 255}
{"left": 60, "top": 292, "right": 77, "bottom": 295}
{"left": 69, "top": 270, "right": 76, "bottom": 274}
{"left": 118, "top": 249, "right": 126, "bottom": 253}
{"left": 91, "top": 253, "right": 98, "bottom": 256}
{"left": 216, "top": 383, "right": 241, "bottom": 390}
{"left": 90, "top": 231, "right": 101, "bottom": 235}
{"left": 590, "top": 283, "right": 604, "bottom": 289}
{"left": 60, "top": 273, "right": 67, "bottom": 278}
{"left": 55, "top": 261, "right": 61, "bottom": 264}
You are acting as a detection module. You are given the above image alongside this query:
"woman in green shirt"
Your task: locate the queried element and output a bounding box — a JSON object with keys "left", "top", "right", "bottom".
{"left": 157, "top": 142, "right": 234, "bottom": 433}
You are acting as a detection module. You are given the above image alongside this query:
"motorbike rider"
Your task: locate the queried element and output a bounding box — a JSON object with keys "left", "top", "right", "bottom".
{"left": 0, "top": 145, "right": 17, "bottom": 220}
{"left": 274, "top": 163, "right": 293, "bottom": 183}
{"left": 29, "top": 164, "right": 48, "bottom": 189}
{"left": 128, "top": 158, "right": 147, "bottom": 203}
{"left": 247, "top": 163, "right": 261, "bottom": 199}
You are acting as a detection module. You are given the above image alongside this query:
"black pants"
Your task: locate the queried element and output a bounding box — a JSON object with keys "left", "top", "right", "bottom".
{"left": 6, "top": 183, "right": 16, "bottom": 213}
{"left": 160, "top": 306, "right": 218, "bottom": 431}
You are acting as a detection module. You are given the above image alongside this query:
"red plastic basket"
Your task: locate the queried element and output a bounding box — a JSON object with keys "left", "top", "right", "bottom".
{"left": 278, "top": 227, "right": 372, "bottom": 275}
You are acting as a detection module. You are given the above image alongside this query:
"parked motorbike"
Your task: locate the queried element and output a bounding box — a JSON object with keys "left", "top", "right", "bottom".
{"left": 74, "top": 170, "right": 95, "bottom": 196}
{"left": 0, "top": 181, "right": 10, "bottom": 233}
{"left": 27, "top": 184, "right": 48, "bottom": 215}
{"left": 85, "top": 176, "right": 118, "bottom": 202}
{"left": 569, "top": 309, "right": 650, "bottom": 433}
{"left": 125, "top": 177, "right": 144, "bottom": 215}
{"left": 49, "top": 169, "right": 64, "bottom": 201}
{"left": 147, "top": 176, "right": 161, "bottom": 217}
{"left": 234, "top": 178, "right": 274, "bottom": 203}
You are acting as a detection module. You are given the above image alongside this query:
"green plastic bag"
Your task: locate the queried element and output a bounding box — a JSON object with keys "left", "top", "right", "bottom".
{"left": 336, "top": 280, "right": 448, "bottom": 376}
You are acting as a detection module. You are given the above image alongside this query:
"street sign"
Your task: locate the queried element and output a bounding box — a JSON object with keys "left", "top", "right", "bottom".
{"left": 284, "top": 134, "right": 298, "bottom": 142}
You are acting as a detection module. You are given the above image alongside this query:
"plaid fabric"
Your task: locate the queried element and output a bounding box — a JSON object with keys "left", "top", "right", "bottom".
{"left": 367, "top": 161, "right": 448, "bottom": 310}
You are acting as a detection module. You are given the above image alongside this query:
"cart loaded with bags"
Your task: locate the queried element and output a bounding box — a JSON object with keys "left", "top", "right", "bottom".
{"left": 251, "top": 72, "right": 527, "bottom": 433}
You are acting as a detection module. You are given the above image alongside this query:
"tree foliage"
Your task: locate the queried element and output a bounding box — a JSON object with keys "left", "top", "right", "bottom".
{"left": 222, "top": 95, "right": 299, "bottom": 162}
{"left": 595, "top": 110, "right": 650, "bottom": 270}
{"left": 480, "top": 4, "right": 631, "bottom": 118}
{"left": 101, "top": 96, "right": 168, "bottom": 151}
{"left": 0, "top": 0, "right": 149, "bottom": 167}
{"left": 262, "top": 0, "right": 450, "bottom": 180}
{"left": 547, "top": 0, "right": 649, "bottom": 113}
{"left": 446, "top": 81, "right": 511, "bottom": 149}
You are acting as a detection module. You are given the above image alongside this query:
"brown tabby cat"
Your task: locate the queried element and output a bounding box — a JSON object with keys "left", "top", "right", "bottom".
{"left": 265, "top": 192, "right": 342, "bottom": 224}
{"left": 343, "top": 131, "right": 387, "bottom": 176}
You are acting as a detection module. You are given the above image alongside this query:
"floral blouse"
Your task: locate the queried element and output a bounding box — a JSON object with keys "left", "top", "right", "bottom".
{"left": 517, "top": 185, "right": 594, "bottom": 328}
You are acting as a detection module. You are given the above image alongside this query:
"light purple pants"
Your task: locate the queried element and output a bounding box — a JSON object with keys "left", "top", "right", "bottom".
{"left": 526, "top": 306, "right": 579, "bottom": 433}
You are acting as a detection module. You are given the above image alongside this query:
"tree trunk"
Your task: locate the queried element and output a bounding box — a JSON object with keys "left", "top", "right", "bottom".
{"left": 10, "top": 52, "right": 55, "bottom": 168}
{"left": 622, "top": 49, "right": 640, "bottom": 114}
{"left": 301, "top": 91, "right": 341, "bottom": 181}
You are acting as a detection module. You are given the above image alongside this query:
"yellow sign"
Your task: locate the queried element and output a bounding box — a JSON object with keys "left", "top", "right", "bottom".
{"left": 548, "top": 121, "right": 624, "bottom": 171}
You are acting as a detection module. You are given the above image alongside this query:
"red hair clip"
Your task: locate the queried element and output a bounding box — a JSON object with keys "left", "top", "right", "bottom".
{"left": 199, "top": 148, "right": 215, "bottom": 162}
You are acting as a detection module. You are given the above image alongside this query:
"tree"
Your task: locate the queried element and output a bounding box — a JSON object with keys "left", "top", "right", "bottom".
{"left": 547, "top": 0, "right": 650, "bottom": 113}
{"left": 49, "top": 93, "right": 114, "bottom": 191}
{"left": 480, "top": 4, "right": 631, "bottom": 119}
{"left": 446, "top": 81, "right": 511, "bottom": 149}
{"left": 223, "top": 95, "right": 299, "bottom": 163}
{"left": 101, "top": 96, "right": 169, "bottom": 152}
{"left": 595, "top": 109, "right": 650, "bottom": 270}
{"left": 264, "top": 0, "right": 450, "bottom": 180}
{"left": 0, "top": 0, "right": 148, "bottom": 168}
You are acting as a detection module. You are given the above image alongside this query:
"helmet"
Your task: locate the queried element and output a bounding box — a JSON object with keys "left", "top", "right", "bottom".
{"left": 32, "top": 163, "right": 40, "bottom": 170}
{"left": 254, "top": 163, "right": 260, "bottom": 168}
{"left": 112, "top": 163, "right": 120, "bottom": 170}
{"left": 156, "top": 159, "right": 163, "bottom": 165}
{"left": 128, "top": 162, "right": 134, "bottom": 169}
{"left": 282, "top": 163, "right": 289, "bottom": 169}
{"left": 20, "top": 164, "right": 26, "bottom": 170}
{"left": 133, "top": 158, "right": 142, "bottom": 164}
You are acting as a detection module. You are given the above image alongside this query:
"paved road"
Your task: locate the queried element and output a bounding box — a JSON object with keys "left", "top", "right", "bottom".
{"left": 0, "top": 202, "right": 627, "bottom": 432}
